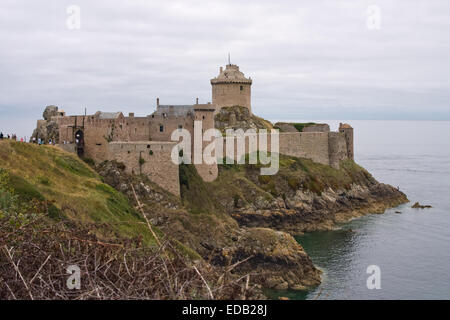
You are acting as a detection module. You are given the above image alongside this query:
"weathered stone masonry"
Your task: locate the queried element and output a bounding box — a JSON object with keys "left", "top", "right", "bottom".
{"left": 32, "top": 63, "right": 354, "bottom": 196}
{"left": 107, "top": 141, "right": 180, "bottom": 196}
{"left": 220, "top": 130, "right": 353, "bottom": 169}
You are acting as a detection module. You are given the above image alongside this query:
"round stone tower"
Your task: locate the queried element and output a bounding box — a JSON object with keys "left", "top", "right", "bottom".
{"left": 211, "top": 64, "right": 252, "bottom": 114}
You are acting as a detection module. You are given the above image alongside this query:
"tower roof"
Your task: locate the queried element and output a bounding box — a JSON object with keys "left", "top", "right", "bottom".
{"left": 211, "top": 64, "right": 252, "bottom": 85}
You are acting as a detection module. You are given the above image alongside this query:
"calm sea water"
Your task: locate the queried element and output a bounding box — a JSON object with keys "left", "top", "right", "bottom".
{"left": 267, "top": 120, "right": 450, "bottom": 300}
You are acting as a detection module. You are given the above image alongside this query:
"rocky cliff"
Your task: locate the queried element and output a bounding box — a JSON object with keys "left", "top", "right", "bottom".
{"left": 196, "top": 156, "right": 407, "bottom": 234}
{"left": 214, "top": 106, "right": 273, "bottom": 133}
{"left": 96, "top": 161, "right": 322, "bottom": 291}
{"left": 30, "top": 105, "right": 60, "bottom": 143}
{"left": 94, "top": 151, "right": 407, "bottom": 292}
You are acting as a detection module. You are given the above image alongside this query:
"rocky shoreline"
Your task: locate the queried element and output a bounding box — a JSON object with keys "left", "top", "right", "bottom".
{"left": 96, "top": 159, "right": 407, "bottom": 292}
{"left": 231, "top": 183, "right": 408, "bottom": 234}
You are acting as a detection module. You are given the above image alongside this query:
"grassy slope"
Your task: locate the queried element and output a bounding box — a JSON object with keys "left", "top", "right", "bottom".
{"left": 0, "top": 140, "right": 158, "bottom": 244}
{"left": 180, "top": 154, "right": 377, "bottom": 214}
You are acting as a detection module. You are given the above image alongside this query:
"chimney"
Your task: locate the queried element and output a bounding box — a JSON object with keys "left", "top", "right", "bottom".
{"left": 156, "top": 97, "right": 160, "bottom": 107}
{"left": 196, "top": 97, "right": 199, "bottom": 104}
{"left": 220, "top": 66, "right": 223, "bottom": 73}
{"left": 129, "top": 112, "right": 134, "bottom": 117}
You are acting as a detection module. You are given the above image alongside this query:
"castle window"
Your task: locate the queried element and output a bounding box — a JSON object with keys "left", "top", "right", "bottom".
{"left": 202, "top": 116, "right": 205, "bottom": 119}
{"left": 159, "top": 125, "right": 164, "bottom": 132}
{"left": 134, "top": 128, "right": 137, "bottom": 134}
{"left": 178, "top": 124, "right": 182, "bottom": 131}
{"left": 240, "top": 85, "right": 243, "bottom": 91}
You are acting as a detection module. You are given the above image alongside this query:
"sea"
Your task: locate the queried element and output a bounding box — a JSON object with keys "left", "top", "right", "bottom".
{"left": 267, "top": 120, "right": 450, "bottom": 300}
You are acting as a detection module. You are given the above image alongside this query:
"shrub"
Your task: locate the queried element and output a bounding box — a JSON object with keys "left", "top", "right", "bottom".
{"left": 293, "top": 122, "right": 316, "bottom": 132}
{"left": 38, "top": 176, "right": 50, "bottom": 186}
{"left": 287, "top": 177, "right": 300, "bottom": 190}
{"left": 258, "top": 175, "right": 271, "bottom": 184}
{"left": 0, "top": 217, "right": 258, "bottom": 299}
{"left": 81, "top": 157, "right": 95, "bottom": 167}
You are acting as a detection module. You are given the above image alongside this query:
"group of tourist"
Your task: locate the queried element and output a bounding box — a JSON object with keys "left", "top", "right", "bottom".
{"left": 0, "top": 132, "right": 20, "bottom": 141}
{"left": 1, "top": 131, "right": 67, "bottom": 145}
{"left": 0, "top": 131, "right": 53, "bottom": 144}
{"left": 30, "top": 137, "right": 56, "bottom": 145}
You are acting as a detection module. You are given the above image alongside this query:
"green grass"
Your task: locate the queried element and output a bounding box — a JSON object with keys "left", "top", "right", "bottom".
{"left": 293, "top": 122, "right": 316, "bottom": 132}
{"left": 0, "top": 140, "right": 158, "bottom": 245}
{"left": 179, "top": 164, "right": 218, "bottom": 214}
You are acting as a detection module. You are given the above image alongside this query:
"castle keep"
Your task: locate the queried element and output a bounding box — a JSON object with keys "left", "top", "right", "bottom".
{"left": 211, "top": 64, "right": 252, "bottom": 114}
{"left": 32, "top": 63, "right": 354, "bottom": 196}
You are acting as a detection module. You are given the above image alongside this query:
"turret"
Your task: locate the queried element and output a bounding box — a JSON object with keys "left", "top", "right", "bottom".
{"left": 193, "top": 103, "right": 218, "bottom": 182}
{"left": 211, "top": 64, "right": 252, "bottom": 114}
{"left": 339, "top": 123, "right": 354, "bottom": 160}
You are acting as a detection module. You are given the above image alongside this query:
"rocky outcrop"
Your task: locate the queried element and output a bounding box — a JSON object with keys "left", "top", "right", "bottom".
{"left": 198, "top": 156, "right": 408, "bottom": 234}
{"left": 95, "top": 149, "right": 409, "bottom": 291}
{"left": 273, "top": 122, "right": 299, "bottom": 132}
{"left": 31, "top": 106, "right": 61, "bottom": 143}
{"left": 95, "top": 161, "right": 321, "bottom": 291}
{"left": 274, "top": 122, "right": 330, "bottom": 133}
{"left": 215, "top": 106, "right": 273, "bottom": 132}
{"left": 411, "top": 202, "right": 432, "bottom": 209}
{"left": 230, "top": 183, "right": 407, "bottom": 234}
{"left": 224, "top": 228, "right": 321, "bottom": 290}
{"left": 42, "top": 105, "right": 60, "bottom": 120}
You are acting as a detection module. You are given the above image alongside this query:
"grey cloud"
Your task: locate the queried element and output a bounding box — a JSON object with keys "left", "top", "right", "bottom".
{"left": 0, "top": 0, "right": 449, "bottom": 139}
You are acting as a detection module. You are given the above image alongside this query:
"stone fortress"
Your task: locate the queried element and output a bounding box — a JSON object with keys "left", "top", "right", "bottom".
{"left": 32, "top": 63, "right": 354, "bottom": 196}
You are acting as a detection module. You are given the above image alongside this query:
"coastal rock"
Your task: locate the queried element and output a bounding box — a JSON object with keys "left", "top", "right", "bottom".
{"left": 227, "top": 228, "right": 321, "bottom": 290}
{"left": 229, "top": 177, "right": 408, "bottom": 234}
{"left": 95, "top": 158, "right": 408, "bottom": 292}
{"left": 411, "top": 202, "right": 432, "bottom": 209}
{"left": 95, "top": 160, "right": 321, "bottom": 292}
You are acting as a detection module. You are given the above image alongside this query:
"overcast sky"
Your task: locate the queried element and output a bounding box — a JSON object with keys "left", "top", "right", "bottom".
{"left": 1, "top": 0, "right": 449, "bottom": 138}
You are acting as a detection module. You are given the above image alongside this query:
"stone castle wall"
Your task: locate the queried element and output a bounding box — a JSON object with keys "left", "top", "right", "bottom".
{"left": 36, "top": 57, "right": 355, "bottom": 197}
{"left": 107, "top": 141, "right": 180, "bottom": 196}
{"left": 212, "top": 83, "right": 251, "bottom": 114}
{"left": 56, "top": 143, "right": 77, "bottom": 154}
{"left": 302, "top": 124, "right": 330, "bottom": 133}
{"left": 193, "top": 107, "right": 219, "bottom": 182}
{"left": 219, "top": 131, "right": 351, "bottom": 169}
{"left": 279, "top": 132, "right": 331, "bottom": 165}
{"left": 54, "top": 113, "right": 195, "bottom": 164}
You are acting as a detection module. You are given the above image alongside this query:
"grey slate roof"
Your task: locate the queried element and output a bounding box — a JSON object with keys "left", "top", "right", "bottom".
{"left": 97, "top": 112, "right": 122, "bottom": 119}
{"left": 155, "top": 105, "right": 194, "bottom": 117}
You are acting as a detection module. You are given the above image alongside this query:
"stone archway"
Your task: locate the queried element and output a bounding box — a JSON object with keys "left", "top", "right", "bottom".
{"left": 75, "top": 130, "right": 84, "bottom": 157}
